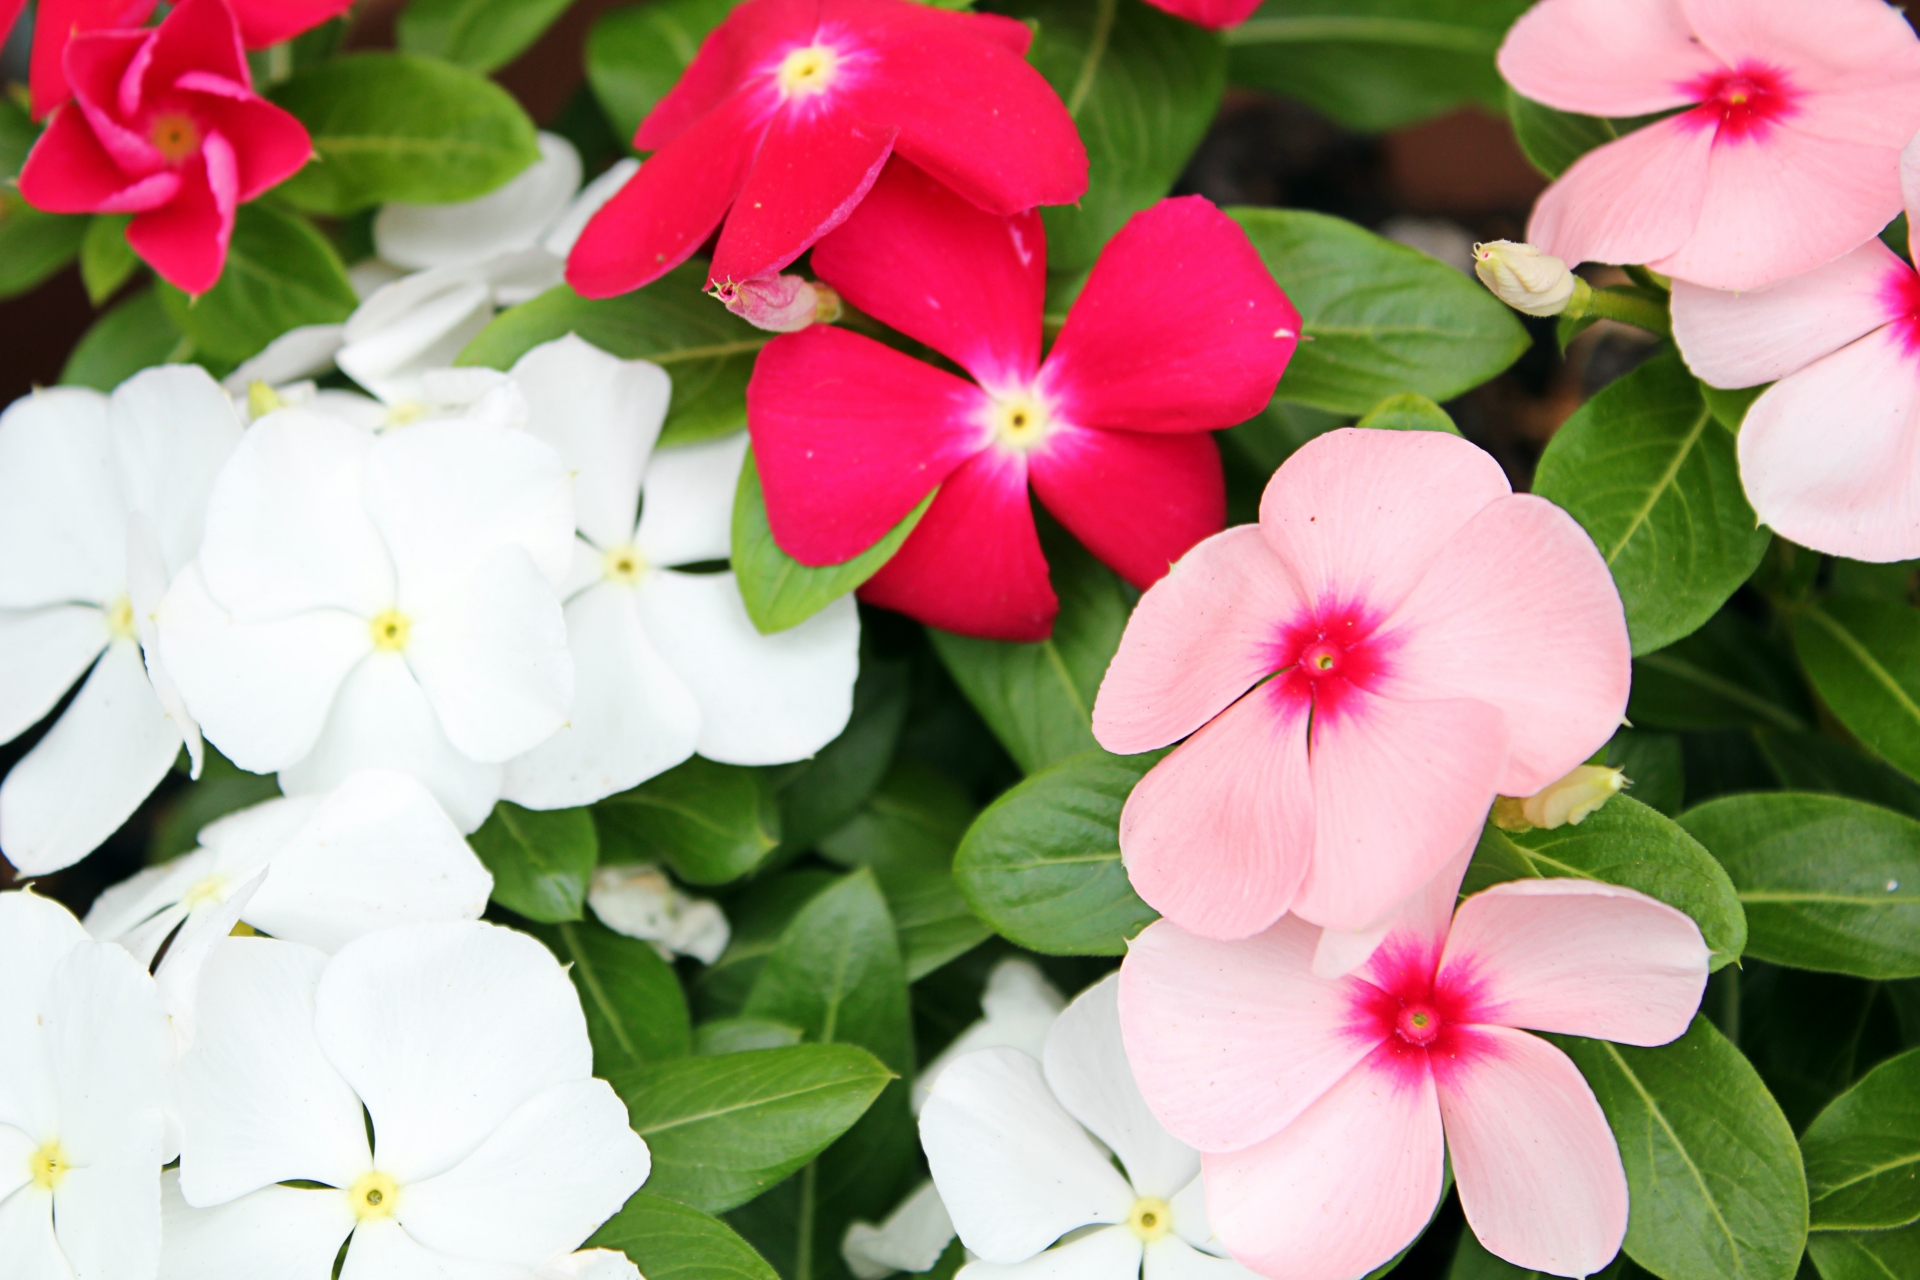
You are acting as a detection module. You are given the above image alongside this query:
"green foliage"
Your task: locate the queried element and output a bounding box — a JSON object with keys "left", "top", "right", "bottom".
{"left": 470, "top": 802, "right": 598, "bottom": 923}
{"left": 774, "top": 660, "right": 910, "bottom": 857}
{"left": 79, "top": 215, "right": 139, "bottom": 306}
{"left": 536, "top": 918, "right": 693, "bottom": 1075}
{"left": 1801, "top": 1046, "right": 1920, "bottom": 1232}
{"left": 396, "top": 0, "right": 577, "bottom": 74}
{"left": 588, "top": 1192, "right": 781, "bottom": 1280}
{"left": 1355, "top": 391, "right": 1461, "bottom": 434}
{"left": 1793, "top": 598, "right": 1920, "bottom": 784}
{"left": 596, "top": 756, "right": 783, "bottom": 886}
{"left": 587, "top": 0, "right": 739, "bottom": 143}
{"left": 0, "top": 197, "right": 86, "bottom": 301}
{"left": 60, "top": 289, "right": 185, "bottom": 392}
{"left": 1808, "top": 1222, "right": 1920, "bottom": 1280}
{"left": 157, "top": 204, "right": 356, "bottom": 361}
{"left": 1628, "top": 610, "right": 1815, "bottom": 734}
{"left": 0, "top": 95, "right": 36, "bottom": 178}
{"left": 1505, "top": 90, "right": 1665, "bottom": 179}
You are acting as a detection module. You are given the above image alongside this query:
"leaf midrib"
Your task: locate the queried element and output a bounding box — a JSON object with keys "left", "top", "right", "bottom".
{"left": 1605, "top": 406, "right": 1710, "bottom": 564}
{"left": 634, "top": 1074, "right": 877, "bottom": 1135}
{"left": 1803, "top": 607, "right": 1920, "bottom": 745}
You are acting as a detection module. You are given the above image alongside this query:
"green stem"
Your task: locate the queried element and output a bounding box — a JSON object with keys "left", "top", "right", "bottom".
{"left": 1565, "top": 278, "right": 1672, "bottom": 337}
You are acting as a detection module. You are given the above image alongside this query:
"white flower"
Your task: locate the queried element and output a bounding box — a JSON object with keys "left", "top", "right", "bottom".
{"left": 0, "top": 890, "right": 172, "bottom": 1280}
{"left": 845, "top": 1179, "right": 958, "bottom": 1280}
{"left": 540, "top": 1248, "right": 644, "bottom": 1280}
{"left": 921, "top": 975, "right": 1256, "bottom": 1280}
{"left": 0, "top": 366, "right": 243, "bottom": 873}
{"left": 163, "top": 922, "right": 650, "bottom": 1279}
{"left": 498, "top": 335, "right": 858, "bottom": 809}
{"left": 588, "top": 864, "right": 730, "bottom": 964}
{"left": 156, "top": 402, "right": 576, "bottom": 831}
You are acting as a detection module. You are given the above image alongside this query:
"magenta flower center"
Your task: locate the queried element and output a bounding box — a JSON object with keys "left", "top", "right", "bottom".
{"left": 1271, "top": 605, "right": 1391, "bottom": 727}
{"left": 1883, "top": 266, "right": 1920, "bottom": 357}
{"left": 1682, "top": 63, "right": 1798, "bottom": 142}
{"left": 1395, "top": 1002, "right": 1442, "bottom": 1046}
{"left": 149, "top": 112, "right": 203, "bottom": 165}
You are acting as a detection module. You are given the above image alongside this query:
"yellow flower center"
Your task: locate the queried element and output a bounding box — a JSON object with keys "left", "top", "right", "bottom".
{"left": 182, "top": 873, "right": 231, "bottom": 909}
{"left": 990, "top": 393, "right": 1053, "bottom": 452}
{"left": 105, "top": 594, "right": 138, "bottom": 642}
{"left": 386, "top": 401, "right": 429, "bottom": 428}
{"left": 777, "top": 45, "right": 839, "bottom": 97}
{"left": 602, "top": 545, "right": 646, "bottom": 585}
{"left": 30, "top": 1141, "right": 70, "bottom": 1191}
{"left": 348, "top": 1171, "right": 400, "bottom": 1221}
{"left": 369, "top": 610, "right": 412, "bottom": 652}
{"left": 149, "top": 112, "right": 201, "bottom": 164}
{"left": 1128, "top": 1196, "right": 1173, "bottom": 1242}
{"left": 247, "top": 381, "right": 285, "bottom": 420}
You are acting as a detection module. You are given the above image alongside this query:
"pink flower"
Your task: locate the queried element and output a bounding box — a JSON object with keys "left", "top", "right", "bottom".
{"left": 1139, "top": 0, "right": 1263, "bottom": 30}
{"left": 1673, "top": 134, "right": 1920, "bottom": 560}
{"left": 565, "top": 0, "right": 1087, "bottom": 299}
{"left": 1119, "top": 854, "right": 1710, "bottom": 1280}
{"left": 746, "top": 161, "right": 1299, "bottom": 642}
{"left": 1092, "top": 428, "right": 1629, "bottom": 939}
{"left": 1499, "top": 0, "right": 1920, "bottom": 290}
{"left": 17, "top": 0, "right": 313, "bottom": 296}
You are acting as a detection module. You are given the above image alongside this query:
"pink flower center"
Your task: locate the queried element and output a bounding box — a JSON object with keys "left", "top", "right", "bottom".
{"left": 148, "top": 112, "right": 202, "bottom": 164}
{"left": 1395, "top": 1002, "right": 1442, "bottom": 1046}
{"left": 1681, "top": 63, "right": 1798, "bottom": 143}
{"left": 1883, "top": 265, "right": 1920, "bottom": 358}
{"left": 1271, "top": 605, "right": 1390, "bottom": 726}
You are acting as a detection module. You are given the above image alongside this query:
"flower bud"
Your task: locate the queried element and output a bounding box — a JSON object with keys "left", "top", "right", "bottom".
{"left": 586, "top": 864, "right": 731, "bottom": 964}
{"left": 1472, "top": 240, "right": 1577, "bottom": 317}
{"left": 718, "top": 273, "right": 841, "bottom": 332}
{"left": 1492, "top": 764, "right": 1627, "bottom": 832}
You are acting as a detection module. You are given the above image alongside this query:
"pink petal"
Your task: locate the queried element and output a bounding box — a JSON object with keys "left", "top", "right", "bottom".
{"left": 746, "top": 325, "right": 987, "bottom": 565}
{"left": 1439, "top": 879, "right": 1709, "bottom": 1046}
{"left": 1527, "top": 114, "right": 1716, "bottom": 273}
{"left": 1118, "top": 916, "right": 1385, "bottom": 1153}
{"left": 59, "top": 23, "right": 148, "bottom": 119}
{"left": 225, "top": 0, "right": 355, "bottom": 48}
{"left": 143, "top": 0, "right": 250, "bottom": 95}
{"left": 634, "top": 0, "right": 807, "bottom": 151}
{"left": 1138, "top": 0, "right": 1263, "bottom": 30}
{"left": 17, "top": 104, "right": 175, "bottom": 213}
{"left": 1371, "top": 494, "right": 1629, "bottom": 798}
{"left": 1257, "top": 428, "right": 1510, "bottom": 625}
{"left": 855, "top": 449, "right": 1056, "bottom": 641}
{"left": 1204, "top": 1047, "right": 1445, "bottom": 1280}
{"left": 707, "top": 103, "right": 897, "bottom": 288}
{"left": 1496, "top": 0, "right": 1717, "bottom": 118}
{"left": 810, "top": 158, "right": 1044, "bottom": 390}
{"left": 29, "top": 0, "right": 155, "bottom": 117}
{"left": 1294, "top": 691, "right": 1509, "bottom": 932}
{"left": 1672, "top": 239, "right": 1909, "bottom": 388}
{"left": 1028, "top": 426, "right": 1223, "bottom": 590}
{"left": 1434, "top": 1027, "right": 1627, "bottom": 1278}
{"left": 0, "top": 2, "right": 22, "bottom": 48}
{"left": 1041, "top": 198, "right": 1298, "bottom": 434}
{"left": 1334, "top": 839, "right": 1478, "bottom": 985}
{"left": 1738, "top": 325, "right": 1920, "bottom": 561}
{"left": 192, "top": 95, "right": 313, "bottom": 202}
{"left": 1119, "top": 681, "right": 1313, "bottom": 941}
{"left": 1683, "top": 0, "right": 1920, "bottom": 138}
{"left": 1091, "top": 525, "right": 1306, "bottom": 755}
{"left": 127, "top": 141, "right": 234, "bottom": 296}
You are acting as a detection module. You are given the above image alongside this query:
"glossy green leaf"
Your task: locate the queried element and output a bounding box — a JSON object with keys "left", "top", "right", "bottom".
{"left": 595, "top": 756, "right": 782, "bottom": 886}
{"left": 470, "top": 802, "right": 597, "bottom": 923}
{"left": 955, "top": 748, "right": 1160, "bottom": 955}
{"left": 60, "top": 288, "right": 185, "bottom": 391}
{"left": 535, "top": 918, "right": 692, "bottom": 1075}
{"left": 1807, "top": 1220, "right": 1920, "bottom": 1280}
{"left": 0, "top": 197, "right": 86, "bottom": 301}
{"left": 460, "top": 268, "right": 769, "bottom": 446}
{"left": 1732, "top": 963, "right": 1904, "bottom": 1136}
{"left": 1505, "top": 90, "right": 1666, "bottom": 180}
{"left": 1700, "top": 380, "right": 1767, "bottom": 434}
{"left": 1232, "top": 207, "right": 1529, "bottom": 414}
{"left": 732, "top": 450, "right": 932, "bottom": 634}
{"left": 1355, "top": 390, "right": 1460, "bottom": 434}
{"left": 1628, "top": 609, "right": 1814, "bottom": 733}
{"left": 0, "top": 95, "right": 36, "bottom": 178}
{"left": 79, "top": 214, "right": 138, "bottom": 306}
{"left": 587, "top": 0, "right": 738, "bottom": 143}
{"left": 1466, "top": 795, "right": 1745, "bottom": 970}
{"left": 588, "top": 1192, "right": 780, "bottom": 1280}
{"left": 1604, "top": 727, "right": 1684, "bottom": 817}
{"left": 1802, "top": 1046, "right": 1920, "bottom": 1231}
{"left": 1557, "top": 1015, "right": 1808, "bottom": 1280}
{"left": 1795, "top": 599, "right": 1920, "bottom": 784}
{"left": 1749, "top": 730, "right": 1920, "bottom": 823}
{"left": 157, "top": 204, "right": 355, "bottom": 362}
{"left": 694, "top": 870, "right": 838, "bottom": 1019}
{"left": 775, "top": 661, "right": 910, "bottom": 856}
{"left": 615, "top": 1044, "right": 892, "bottom": 1213}
{"left": 1681, "top": 793, "right": 1920, "bottom": 980}
{"left": 396, "top": 0, "right": 575, "bottom": 74}
{"left": 271, "top": 53, "right": 541, "bottom": 214}
{"left": 1533, "top": 353, "right": 1770, "bottom": 655}
{"left": 696, "top": 1018, "right": 805, "bottom": 1056}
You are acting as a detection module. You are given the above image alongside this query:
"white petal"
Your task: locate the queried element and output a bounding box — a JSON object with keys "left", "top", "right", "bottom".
{"left": 82, "top": 856, "right": 199, "bottom": 958}
{"left": 500, "top": 582, "right": 699, "bottom": 810}
{"left": 153, "top": 871, "right": 265, "bottom": 1052}
{"left": 538, "top": 1248, "right": 643, "bottom": 1280}
{"left": 400, "top": 1078, "right": 649, "bottom": 1269}
{"left": 0, "top": 892, "right": 88, "bottom": 1138}
{"left": 160, "top": 1173, "right": 356, "bottom": 1280}
{"left": 844, "top": 1180, "right": 956, "bottom": 1279}
{"left": 637, "top": 571, "right": 856, "bottom": 765}
{"left": 200, "top": 793, "right": 320, "bottom": 876}
{"left": 43, "top": 941, "right": 170, "bottom": 1160}
{"left": 1044, "top": 977, "right": 1198, "bottom": 1202}
{"left": 306, "top": 390, "right": 390, "bottom": 432}
{"left": 376, "top": 134, "right": 583, "bottom": 271}
{"left": 0, "top": 1125, "right": 34, "bottom": 1202}
{"left": 511, "top": 336, "right": 668, "bottom": 552}
{"left": 314, "top": 922, "right": 592, "bottom": 1183}
{"left": 0, "top": 1183, "right": 67, "bottom": 1280}
{"left": 1142, "top": 1235, "right": 1255, "bottom": 1280}
{"left": 543, "top": 159, "right": 639, "bottom": 259}
{"left": 478, "top": 247, "right": 567, "bottom": 308}
{"left": 957, "top": 1227, "right": 1142, "bottom": 1280}
{"left": 247, "top": 771, "right": 492, "bottom": 951}
{"left": 0, "top": 641, "right": 181, "bottom": 875}
{"left": 0, "top": 608, "right": 106, "bottom": 745}
{"left": 921, "top": 1048, "right": 1136, "bottom": 1265}
{"left": 221, "top": 325, "right": 347, "bottom": 395}
{"left": 1165, "top": 1177, "right": 1216, "bottom": 1255}
{"left": 350, "top": 259, "right": 407, "bottom": 300}
{"left": 633, "top": 432, "right": 747, "bottom": 568}
{"left": 51, "top": 1110, "right": 164, "bottom": 1280}
{"left": 338, "top": 269, "right": 497, "bottom": 407}
{"left": 107, "top": 365, "right": 244, "bottom": 574}
{"left": 341, "top": 1216, "right": 526, "bottom": 1280}
{"left": 0, "top": 387, "right": 121, "bottom": 610}
{"left": 915, "top": 960, "right": 1066, "bottom": 1115}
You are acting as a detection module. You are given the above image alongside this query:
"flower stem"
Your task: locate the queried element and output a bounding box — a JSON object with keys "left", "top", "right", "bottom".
{"left": 1565, "top": 278, "right": 1672, "bottom": 337}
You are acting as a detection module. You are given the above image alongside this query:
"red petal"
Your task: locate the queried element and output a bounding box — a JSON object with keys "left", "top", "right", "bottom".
{"left": 226, "top": 0, "right": 354, "bottom": 48}
{"left": 1042, "top": 197, "right": 1300, "bottom": 432}
{"left": 637, "top": 0, "right": 809, "bottom": 150}
{"left": 811, "top": 159, "right": 1043, "bottom": 389}
{"left": 857, "top": 450, "right": 1056, "bottom": 642}
{"left": 17, "top": 102, "right": 177, "bottom": 212}
{"left": 29, "top": 0, "right": 155, "bottom": 117}
{"left": 1028, "top": 426, "right": 1224, "bottom": 590}
{"left": 144, "top": 0, "right": 250, "bottom": 95}
{"left": 747, "top": 325, "right": 987, "bottom": 565}
{"left": 190, "top": 94, "right": 312, "bottom": 200}
{"left": 126, "top": 137, "right": 234, "bottom": 295}
{"left": 1139, "top": 0, "right": 1263, "bottom": 29}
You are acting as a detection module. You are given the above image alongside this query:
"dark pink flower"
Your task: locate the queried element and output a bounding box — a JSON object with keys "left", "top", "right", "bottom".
{"left": 1139, "top": 0, "right": 1263, "bottom": 30}
{"left": 565, "top": 0, "right": 1088, "bottom": 299}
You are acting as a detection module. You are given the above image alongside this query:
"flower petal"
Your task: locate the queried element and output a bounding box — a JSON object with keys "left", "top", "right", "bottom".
{"left": 0, "top": 1184, "right": 66, "bottom": 1280}
{"left": 955, "top": 1227, "right": 1142, "bottom": 1280}
{"left": 1496, "top": 0, "right": 1717, "bottom": 117}
{"left": 107, "top": 365, "right": 244, "bottom": 574}
{"left": 634, "top": 433, "right": 750, "bottom": 569}
{"left": 1142, "top": 1235, "right": 1259, "bottom": 1280}
{"left": 1526, "top": 116, "right": 1715, "bottom": 274}
{"left": 159, "top": 1174, "right": 357, "bottom": 1280}
{"left": 1683, "top": 0, "right": 1920, "bottom": 132}
{"left": 43, "top": 939, "right": 169, "bottom": 1164}
{"left": 1028, "top": 427, "right": 1223, "bottom": 591}
{"left": 377, "top": 134, "right": 582, "bottom": 271}
{"left": 336, "top": 269, "right": 496, "bottom": 407}
{"left": 52, "top": 1112, "right": 165, "bottom": 1280}
{"left": 340, "top": 1215, "right": 527, "bottom": 1280}
{"left": 127, "top": 143, "right": 236, "bottom": 296}
{"left": 17, "top": 98, "right": 175, "bottom": 211}
{"left": 0, "top": 608, "right": 107, "bottom": 745}
{"left": 193, "top": 95, "right": 312, "bottom": 202}
{"left": 224, "top": 0, "right": 354, "bottom": 48}
{"left": 0, "top": 892, "right": 89, "bottom": 1136}
{"left": 0, "top": 387, "right": 121, "bottom": 610}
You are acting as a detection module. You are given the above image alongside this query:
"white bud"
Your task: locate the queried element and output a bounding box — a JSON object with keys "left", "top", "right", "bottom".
{"left": 1472, "top": 240, "right": 1577, "bottom": 317}
{"left": 1494, "top": 764, "right": 1627, "bottom": 832}
{"left": 587, "top": 864, "right": 731, "bottom": 964}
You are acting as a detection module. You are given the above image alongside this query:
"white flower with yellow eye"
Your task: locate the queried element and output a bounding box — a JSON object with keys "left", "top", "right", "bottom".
{"left": 163, "top": 922, "right": 650, "bottom": 1280}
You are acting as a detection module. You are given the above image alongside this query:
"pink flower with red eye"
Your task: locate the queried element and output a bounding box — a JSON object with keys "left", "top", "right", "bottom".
{"left": 1119, "top": 853, "right": 1711, "bottom": 1280}
{"left": 746, "top": 160, "right": 1299, "bottom": 642}
{"left": 1138, "top": 0, "right": 1264, "bottom": 30}
{"left": 1091, "top": 428, "right": 1629, "bottom": 940}
{"left": 565, "top": 0, "right": 1087, "bottom": 299}
{"left": 16, "top": 0, "right": 314, "bottom": 296}
{"left": 1499, "top": 0, "right": 1920, "bottom": 290}
{"left": 1673, "top": 133, "right": 1920, "bottom": 561}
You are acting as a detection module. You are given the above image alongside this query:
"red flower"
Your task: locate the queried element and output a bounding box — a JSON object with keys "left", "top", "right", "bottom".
{"left": 566, "top": 0, "right": 1088, "bottom": 300}
{"left": 1140, "top": 0, "right": 1264, "bottom": 30}
{"left": 17, "top": 0, "right": 313, "bottom": 296}
{"left": 746, "top": 162, "right": 1300, "bottom": 642}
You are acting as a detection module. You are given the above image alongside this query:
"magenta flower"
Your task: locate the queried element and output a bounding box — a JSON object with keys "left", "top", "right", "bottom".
{"left": 1138, "top": 0, "right": 1263, "bottom": 30}
{"left": 1119, "top": 858, "right": 1710, "bottom": 1280}
{"left": 1499, "top": 0, "right": 1920, "bottom": 290}
{"left": 565, "top": 0, "right": 1087, "bottom": 299}
{"left": 746, "top": 160, "right": 1299, "bottom": 642}
{"left": 1092, "top": 429, "right": 1629, "bottom": 939}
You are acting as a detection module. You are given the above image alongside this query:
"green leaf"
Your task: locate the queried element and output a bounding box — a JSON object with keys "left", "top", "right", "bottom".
{"left": 396, "top": 0, "right": 575, "bottom": 74}
{"left": 1809, "top": 1221, "right": 1920, "bottom": 1280}
{"left": 60, "top": 288, "right": 185, "bottom": 391}
{"left": 1605, "top": 727, "right": 1684, "bottom": 817}
{"left": 694, "top": 870, "right": 838, "bottom": 1018}
{"left": 1795, "top": 599, "right": 1920, "bottom": 784}
{"left": 955, "top": 748, "right": 1160, "bottom": 955}
{"left": 1680, "top": 793, "right": 1920, "bottom": 980}
{"left": 156, "top": 204, "right": 355, "bottom": 362}
{"left": 1700, "top": 380, "right": 1767, "bottom": 433}
{"left": 615, "top": 1044, "right": 892, "bottom": 1213}
{"left": 270, "top": 53, "right": 541, "bottom": 214}
{"left": 1230, "top": 0, "right": 1530, "bottom": 133}
{"left": 589, "top": 1192, "right": 781, "bottom": 1280}
{"left": 1557, "top": 1015, "right": 1808, "bottom": 1280}
{"left": 79, "top": 215, "right": 139, "bottom": 306}
{"left": 1231, "top": 207, "right": 1529, "bottom": 415}
{"left": 534, "top": 918, "right": 692, "bottom": 1075}
{"left": 696, "top": 1018, "right": 804, "bottom": 1055}
{"left": 0, "top": 197, "right": 86, "bottom": 301}
{"left": 588, "top": 0, "right": 742, "bottom": 143}
{"left": 0, "top": 95, "right": 37, "bottom": 179}
{"left": 774, "top": 660, "right": 910, "bottom": 856}
{"left": 1355, "top": 390, "right": 1461, "bottom": 434}
{"left": 1749, "top": 730, "right": 1920, "bottom": 823}
{"left": 1014, "top": 0, "right": 1226, "bottom": 274}
{"left": 732, "top": 449, "right": 932, "bottom": 634}
{"left": 1533, "top": 352, "right": 1771, "bottom": 655}
{"left": 1466, "top": 795, "right": 1746, "bottom": 970}
{"left": 460, "top": 269, "right": 769, "bottom": 447}
{"left": 1505, "top": 90, "right": 1666, "bottom": 180}
{"left": 469, "top": 802, "right": 597, "bottom": 923}
{"left": 1802, "top": 1046, "right": 1920, "bottom": 1232}
{"left": 595, "top": 756, "right": 782, "bottom": 886}
{"left": 1628, "top": 609, "right": 1815, "bottom": 733}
